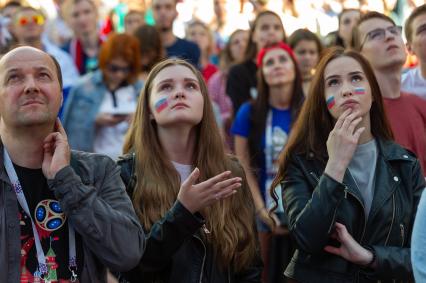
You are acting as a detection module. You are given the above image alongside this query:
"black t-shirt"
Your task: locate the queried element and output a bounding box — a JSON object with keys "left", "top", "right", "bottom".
{"left": 226, "top": 59, "right": 257, "bottom": 114}
{"left": 16, "top": 164, "right": 84, "bottom": 282}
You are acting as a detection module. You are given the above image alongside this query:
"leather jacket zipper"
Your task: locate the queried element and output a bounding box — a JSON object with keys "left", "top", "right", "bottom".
{"left": 309, "top": 172, "right": 348, "bottom": 233}
{"left": 400, "top": 224, "right": 405, "bottom": 247}
{"left": 347, "top": 170, "right": 367, "bottom": 244}
{"left": 384, "top": 195, "right": 395, "bottom": 246}
{"left": 194, "top": 235, "right": 207, "bottom": 283}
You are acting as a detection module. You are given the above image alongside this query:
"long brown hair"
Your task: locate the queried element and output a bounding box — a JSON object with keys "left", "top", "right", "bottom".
{"left": 248, "top": 44, "right": 304, "bottom": 172}
{"left": 123, "top": 58, "right": 257, "bottom": 271}
{"left": 270, "top": 47, "right": 393, "bottom": 205}
{"left": 244, "top": 10, "right": 286, "bottom": 62}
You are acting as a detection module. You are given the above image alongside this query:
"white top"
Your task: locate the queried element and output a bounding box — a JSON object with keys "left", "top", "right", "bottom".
{"left": 172, "top": 161, "right": 192, "bottom": 184}
{"left": 401, "top": 66, "right": 426, "bottom": 100}
{"left": 93, "top": 85, "right": 137, "bottom": 160}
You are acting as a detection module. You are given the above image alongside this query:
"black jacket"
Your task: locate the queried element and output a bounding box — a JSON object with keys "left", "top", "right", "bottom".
{"left": 226, "top": 60, "right": 257, "bottom": 114}
{"left": 281, "top": 139, "right": 425, "bottom": 283}
{"left": 117, "top": 154, "right": 262, "bottom": 283}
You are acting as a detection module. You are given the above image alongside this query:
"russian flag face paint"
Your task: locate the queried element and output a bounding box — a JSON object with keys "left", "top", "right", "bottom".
{"left": 154, "top": 97, "right": 168, "bottom": 113}
{"left": 326, "top": 96, "right": 335, "bottom": 110}
{"left": 354, "top": 87, "right": 365, "bottom": 95}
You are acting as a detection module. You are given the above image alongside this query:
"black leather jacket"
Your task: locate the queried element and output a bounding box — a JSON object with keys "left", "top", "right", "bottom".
{"left": 281, "top": 139, "right": 425, "bottom": 283}
{"left": 117, "top": 154, "right": 262, "bottom": 283}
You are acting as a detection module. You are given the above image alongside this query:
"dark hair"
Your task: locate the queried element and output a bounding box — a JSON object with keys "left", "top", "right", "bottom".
{"left": 247, "top": 44, "right": 304, "bottom": 173}
{"left": 288, "top": 29, "right": 323, "bottom": 55}
{"left": 49, "top": 54, "right": 63, "bottom": 89}
{"left": 133, "top": 25, "right": 165, "bottom": 72}
{"left": 351, "top": 11, "right": 396, "bottom": 51}
{"left": 243, "top": 10, "right": 286, "bottom": 62}
{"left": 1, "top": 0, "right": 21, "bottom": 11}
{"left": 270, "top": 47, "right": 393, "bottom": 204}
{"left": 219, "top": 29, "right": 247, "bottom": 70}
{"left": 405, "top": 4, "right": 426, "bottom": 44}
{"left": 98, "top": 33, "right": 141, "bottom": 83}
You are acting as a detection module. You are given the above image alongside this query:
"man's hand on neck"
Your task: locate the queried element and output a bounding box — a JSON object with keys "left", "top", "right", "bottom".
{"left": 0, "top": 121, "right": 54, "bottom": 169}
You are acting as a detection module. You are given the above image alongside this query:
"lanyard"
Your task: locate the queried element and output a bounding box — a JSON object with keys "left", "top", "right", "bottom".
{"left": 3, "top": 149, "right": 78, "bottom": 282}
{"left": 265, "top": 110, "right": 284, "bottom": 212}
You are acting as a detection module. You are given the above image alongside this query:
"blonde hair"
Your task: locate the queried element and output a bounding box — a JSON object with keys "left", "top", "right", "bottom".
{"left": 123, "top": 58, "right": 257, "bottom": 271}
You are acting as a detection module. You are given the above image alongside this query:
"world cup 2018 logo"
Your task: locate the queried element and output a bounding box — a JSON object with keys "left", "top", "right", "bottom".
{"left": 35, "top": 199, "right": 66, "bottom": 232}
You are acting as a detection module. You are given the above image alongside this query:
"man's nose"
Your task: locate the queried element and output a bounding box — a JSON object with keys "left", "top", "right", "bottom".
{"left": 24, "top": 76, "right": 39, "bottom": 94}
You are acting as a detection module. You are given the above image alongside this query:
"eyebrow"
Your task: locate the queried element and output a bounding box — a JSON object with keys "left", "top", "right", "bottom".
{"left": 416, "top": 23, "right": 426, "bottom": 33}
{"left": 157, "top": 78, "right": 199, "bottom": 84}
{"left": 325, "top": 71, "right": 363, "bottom": 81}
{"left": 5, "top": 66, "right": 53, "bottom": 73}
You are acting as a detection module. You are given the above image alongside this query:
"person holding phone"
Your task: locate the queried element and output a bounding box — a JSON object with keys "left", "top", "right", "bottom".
{"left": 117, "top": 58, "right": 262, "bottom": 283}
{"left": 62, "top": 33, "right": 142, "bottom": 159}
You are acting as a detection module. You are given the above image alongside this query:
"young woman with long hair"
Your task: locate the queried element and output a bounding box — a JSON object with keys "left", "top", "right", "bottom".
{"left": 271, "top": 47, "right": 425, "bottom": 282}
{"left": 232, "top": 42, "right": 304, "bottom": 282}
{"left": 226, "top": 10, "right": 286, "bottom": 114}
{"left": 118, "top": 58, "right": 261, "bottom": 282}
{"left": 288, "top": 29, "right": 323, "bottom": 96}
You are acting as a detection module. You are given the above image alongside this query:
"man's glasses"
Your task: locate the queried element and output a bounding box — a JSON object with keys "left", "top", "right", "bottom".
{"left": 107, "top": 64, "right": 131, "bottom": 74}
{"left": 17, "top": 15, "right": 45, "bottom": 26}
{"left": 360, "top": 25, "right": 402, "bottom": 49}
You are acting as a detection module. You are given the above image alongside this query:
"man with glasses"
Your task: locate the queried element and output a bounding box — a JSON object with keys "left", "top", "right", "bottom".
{"left": 10, "top": 6, "right": 80, "bottom": 119}
{"left": 352, "top": 11, "right": 426, "bottom": 176}
{"left": 402, "top": 4, "right": 426, "bottom": 100}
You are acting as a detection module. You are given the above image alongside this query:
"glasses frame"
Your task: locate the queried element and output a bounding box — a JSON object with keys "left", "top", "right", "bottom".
{"left": 359, "top": 25, "right": 402, "bottom": 50}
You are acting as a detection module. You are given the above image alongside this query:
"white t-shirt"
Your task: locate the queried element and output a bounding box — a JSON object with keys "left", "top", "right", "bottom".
{"left": 401, "top": 66, "right": 426, "bottom": 100}
{"left": 172, "top": 161, "right": 192, "bottom": 184}
{"left": 93, "top": 85, "right": 137, "bottom": 160}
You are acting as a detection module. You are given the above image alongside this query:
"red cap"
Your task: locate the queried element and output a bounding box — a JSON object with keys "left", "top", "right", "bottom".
{"left": 257, "top": 42, "right": 296, "bottom": 67}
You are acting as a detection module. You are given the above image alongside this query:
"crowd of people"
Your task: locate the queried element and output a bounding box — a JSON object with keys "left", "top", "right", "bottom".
{"left": 0, "top": 0, "right": 426, "bottom": 282}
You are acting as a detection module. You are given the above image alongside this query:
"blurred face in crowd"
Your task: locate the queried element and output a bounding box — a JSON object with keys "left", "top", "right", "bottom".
{"left": 152, "top": 0, "right": 177, "bottom": 32}
{"left": 186, "top": 24, "right": 210, "bottom": 53}
{"left": 293, "top": 39, "right": 319, "bottom": 79}
{"left": 338, "top": 10, "right": 360, "bottom": 47}
{"left": 69, "top": 0, "right": 98, "bottom": 37}
{"left": 0, "top": 47, "right": 62, "bottom": 127}
{"left": 229, "top": 30, "right": 248, "bottom": 62}
{"left": 149, "top": 65, "right": 204, "bottom": 128}
{"left": 12, "top": 9, "right": 45, "bottom": 43}
{"left": 125, "top": 12, "right": 145, "bottom": 35}
{"left": 252, "top": 14, "right": 285, "bottom": 51}
{"left": 324, "top": 56, "right": 372, "bottom": 120}
{"left": 262, "top": 48, "right": 295, "bottom": 87}
{"left": 358, "top": 18, "right": 406, "bottom": 71}
{"left": 103, "top": 57, "right": 132, "bottom": 91}
{"left": 407, "top": 13, "right": 426, "bottom": 64}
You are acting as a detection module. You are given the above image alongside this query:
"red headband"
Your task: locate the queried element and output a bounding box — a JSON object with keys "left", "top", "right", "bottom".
{"left": 257, "top": 42, "right": 296, "bottom": 67}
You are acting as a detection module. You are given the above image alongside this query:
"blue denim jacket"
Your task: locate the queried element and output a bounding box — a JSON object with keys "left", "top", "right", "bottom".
{"left": 412, "top": 189, "right": 426, "bottom": 281}
{"left": 62, "top": 70, "right": 143, "bottom": 152}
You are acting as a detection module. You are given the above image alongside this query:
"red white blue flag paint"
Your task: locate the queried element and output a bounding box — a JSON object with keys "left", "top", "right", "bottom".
{"left": 155, "top": 98, "right": 168, "bottom": 113}
{"left": 354, "top": 87, "right": 365, "bottom": 95}
{"left": 326, "top": 96, "right": 335, "bottom": 110}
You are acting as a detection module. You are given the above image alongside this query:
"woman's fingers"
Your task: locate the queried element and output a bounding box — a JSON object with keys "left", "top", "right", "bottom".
{"left": 181, "top": 167, "right": 200, "bottom": 189}
{"left": 334, "top": 108, "right": 352, "bottom": 129}
{"left": 196, "top": 170, "right": 232, "bottom": 189}
{"left": 347, "top": 117, "right": 362, "bottom": 135}
{"left": 324, "top": 245, "right": 341, "bottom": 255}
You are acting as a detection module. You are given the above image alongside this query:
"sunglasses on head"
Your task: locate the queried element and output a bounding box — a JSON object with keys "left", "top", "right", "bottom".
{"left": 107, "top": 64, "right": 132, "bottom": 74}
{"left": 17, "top": 14, "right": 45, "bottom": 26}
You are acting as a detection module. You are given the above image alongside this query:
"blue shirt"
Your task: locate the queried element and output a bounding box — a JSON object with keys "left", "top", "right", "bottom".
{"left": 232, "top": 102, "right": 291, "bottom": 198}
{"left": 166, "top": 37, "right": 200, "bottom": 67}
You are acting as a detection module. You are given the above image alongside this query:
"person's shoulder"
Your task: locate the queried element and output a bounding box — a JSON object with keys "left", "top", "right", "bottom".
{"left": 71, "top": 150, "right": 115, "bottom": 166}
{"left": 378, "top": 139, "right": 419, "bottom": 162}
{"left": 176, "top": 37, "right": 199, "bottom": 49}
{"left": 236, "top": 101, "right": 253, "bottom": 115}
{"left": 401, "top": 92, "right": 426, "bottom": 106}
